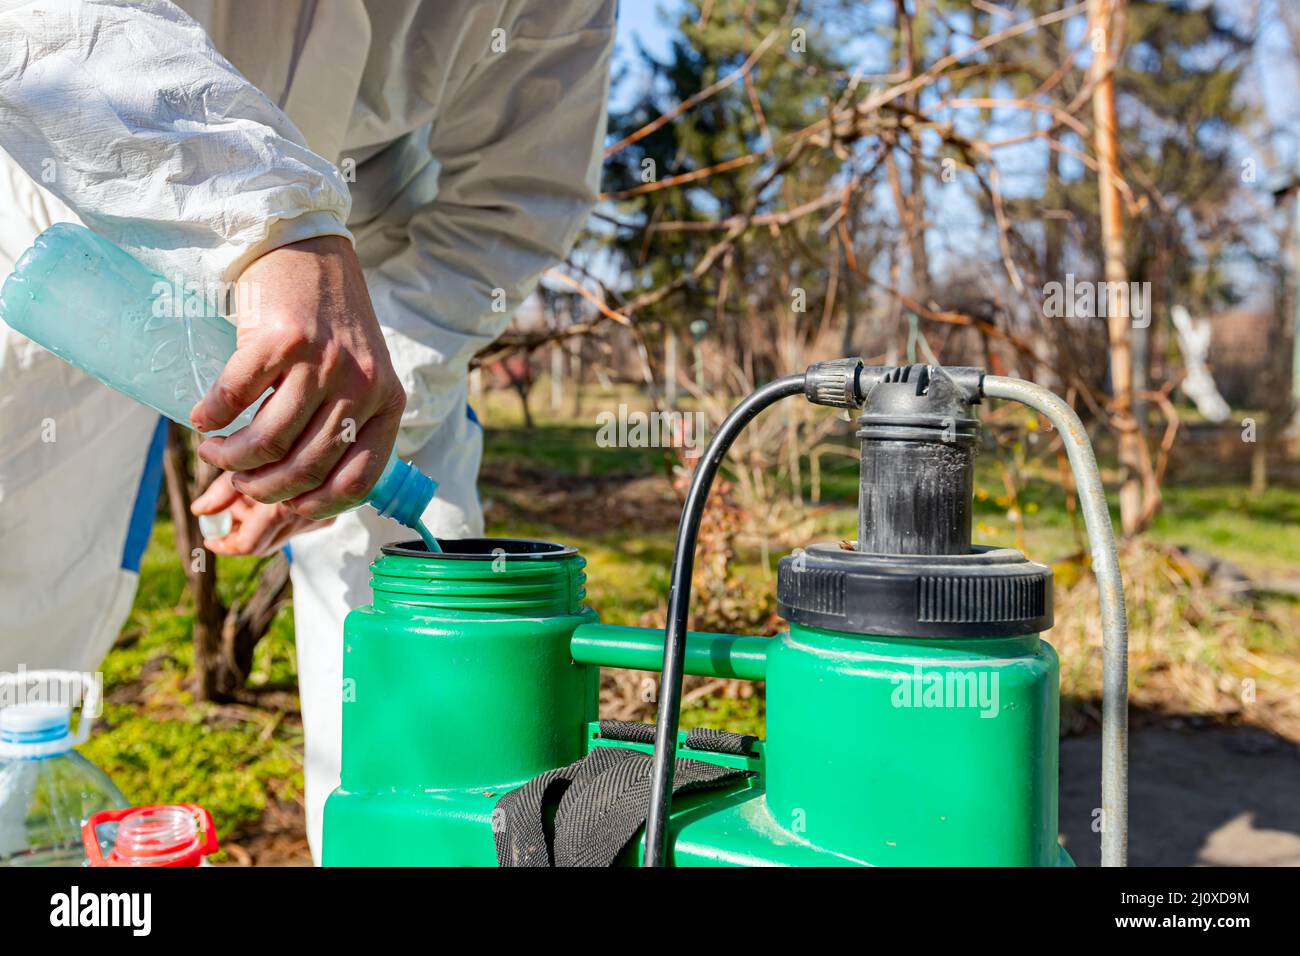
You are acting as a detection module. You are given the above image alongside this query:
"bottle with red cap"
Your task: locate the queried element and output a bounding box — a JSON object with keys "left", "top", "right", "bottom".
{"left": 82, "top": 804, "right": 219, "bottom": 867}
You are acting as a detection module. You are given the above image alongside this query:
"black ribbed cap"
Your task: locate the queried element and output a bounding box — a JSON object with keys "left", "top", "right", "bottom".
{"left": 777, "top": 543, "right": 1053, "bottom": 638}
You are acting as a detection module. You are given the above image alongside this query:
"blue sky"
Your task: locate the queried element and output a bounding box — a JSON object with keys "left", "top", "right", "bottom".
{"left": 611, "top": 1, "right": 680, "bottom": 111}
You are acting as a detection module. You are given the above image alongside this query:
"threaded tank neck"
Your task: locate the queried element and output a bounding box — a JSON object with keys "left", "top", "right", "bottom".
{"left": 368, "top": 538, "right": 587, "bottom": 616}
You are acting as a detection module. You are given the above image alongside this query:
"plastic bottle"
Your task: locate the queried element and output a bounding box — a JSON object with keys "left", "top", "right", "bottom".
{"left": 0, "top": 223, "right": 440, "bottom": 550}
{"left": 0, "top": 671, "right": 127, "bottom": 867}
{"left": 83, "top": 804, "right": 219, "bottom": 867}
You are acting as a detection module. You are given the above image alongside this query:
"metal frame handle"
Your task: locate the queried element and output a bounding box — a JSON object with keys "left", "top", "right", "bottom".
{"left": 0, "top": 669, "right": 102, "bottom": 758}
{"left": 982, "top": 375, "right": 1129, "bottom": 867}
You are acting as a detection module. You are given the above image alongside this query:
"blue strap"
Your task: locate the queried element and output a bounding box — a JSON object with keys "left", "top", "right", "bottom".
{"left": 120, "top": 416, "right": 168, "bottom": 572}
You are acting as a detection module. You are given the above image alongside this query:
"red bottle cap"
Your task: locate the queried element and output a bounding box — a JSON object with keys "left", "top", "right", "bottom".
{"left": 83, "top": 804, "right": 219, "bottom": 867}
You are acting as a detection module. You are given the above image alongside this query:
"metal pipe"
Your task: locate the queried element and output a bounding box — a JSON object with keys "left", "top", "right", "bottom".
{"left": 982, "top": 375, "right": 1129, "bottom": 867}
{"left": 643, "top": 373, "right": 807, "bottom": 867}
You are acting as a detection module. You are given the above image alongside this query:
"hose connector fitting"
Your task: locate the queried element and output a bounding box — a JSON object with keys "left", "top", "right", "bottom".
{"left": 803, "top": 357, "right": 865, "bottom": 408}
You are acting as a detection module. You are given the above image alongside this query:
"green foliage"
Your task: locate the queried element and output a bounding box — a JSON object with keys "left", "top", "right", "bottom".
{"left": 682, "top": 694, "right": 766, "bottom": 738}
{"left": 483, "top": 423, "right": 664, "bottom": 479}
{"left": 1116, "top": 0, "right": 1255, "bottom": 309}
{"left": 85, "top": 517, "right": 302, "bottom": 852}
{"left": 80, "top": 704, "right": 302, "bottom": 845}
{"left": 602, "top": 0, "right": 856, "bottom": 356}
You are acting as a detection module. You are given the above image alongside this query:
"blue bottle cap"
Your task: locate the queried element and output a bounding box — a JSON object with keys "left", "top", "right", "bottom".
{"left": 365, "top": 455, "right": 438, "bottom": 528}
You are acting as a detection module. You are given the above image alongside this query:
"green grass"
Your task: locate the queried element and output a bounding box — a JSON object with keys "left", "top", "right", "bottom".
{"left": 83, "top": 521, "right": 303, "bottom": 849}
{"left": 484, "top": 423, "right": 666, "bottom": 479}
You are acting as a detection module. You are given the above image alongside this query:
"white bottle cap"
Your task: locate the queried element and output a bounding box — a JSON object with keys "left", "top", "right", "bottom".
{"left": 0, "top": 703, "right": 75, "bottom": 759}
{"left": 0, "top": 670, "right": 100, "bottom": 759}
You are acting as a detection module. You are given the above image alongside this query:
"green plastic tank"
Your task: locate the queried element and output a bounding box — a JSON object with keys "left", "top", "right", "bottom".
{"left": 324, "top": 544, "right": 1066, "bottom": 867}
{"left": 324, "top": 362, "right": 1088, "bottom": 867}
{"left": 323, "top": 539, "right": 597, "bottom": 866}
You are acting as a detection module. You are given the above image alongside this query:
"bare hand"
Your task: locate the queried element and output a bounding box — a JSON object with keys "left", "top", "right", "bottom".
{"left": 191, "top": 472, "right": 334, "bottom": 556}
{"left": 190, "top": 235, "right": 405, "bottom": 520}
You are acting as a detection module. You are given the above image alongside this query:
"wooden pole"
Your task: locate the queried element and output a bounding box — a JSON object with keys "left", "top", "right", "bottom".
{"left": 1088, "top": 0, "right": 1143, "bottom": 535}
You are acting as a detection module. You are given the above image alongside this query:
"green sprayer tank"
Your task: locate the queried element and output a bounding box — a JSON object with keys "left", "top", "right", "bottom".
{"left": 324, "top": 361, "right": 1130, "bottom": 867}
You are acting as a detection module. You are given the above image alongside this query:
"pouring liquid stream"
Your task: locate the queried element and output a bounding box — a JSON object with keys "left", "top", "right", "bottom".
{"left": 415, "top": 520, "right": 442, "bottom": 554}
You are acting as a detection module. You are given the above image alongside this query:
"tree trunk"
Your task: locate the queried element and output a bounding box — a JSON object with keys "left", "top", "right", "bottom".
{"left": 897, "top": 0, "right": 931, "bottom": 307}
{"left": 569, "top": 338, "right": 585, "bottom": 418}
{"left": 220, "top": 554, "right": 292, "bottom": 697}
{"left": 550, "top": 343, "right": 564, "bottom": 412}
{"left": 664, "top": 329, "right": 678, "bottom": 406}
{"left": 162, "top": 422, "right": 293, "bottom": 702}
{"left": 163, "top": 424, "right": 225, "bottom": 701}
{"left": 1088, "top": 0, "right": 1146, "bottom": 535}
{"left": 1041, "top": 25, "right": 1084, "bottom": 388}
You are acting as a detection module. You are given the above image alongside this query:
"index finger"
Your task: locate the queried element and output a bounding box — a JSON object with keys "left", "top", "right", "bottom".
{"left": 190, "top": 338, "right": 280, "bottom": 433}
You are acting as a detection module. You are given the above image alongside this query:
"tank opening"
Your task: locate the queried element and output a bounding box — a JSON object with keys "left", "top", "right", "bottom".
{"left": 381, "top": 537, "right": 578, "bottom": 561}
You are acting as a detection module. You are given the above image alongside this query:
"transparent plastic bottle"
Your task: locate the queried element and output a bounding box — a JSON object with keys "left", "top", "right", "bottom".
{"left": 83, "top": 804, "right": 219, "bottom": 867}
{"left": 0, "top": 672, "right": 127, "bottom": 867}
{"left": 0, "top": 222, "right": 257, "bottom": 436}
{"left": 0, "top": 223, "right": 439, "bottom": 549}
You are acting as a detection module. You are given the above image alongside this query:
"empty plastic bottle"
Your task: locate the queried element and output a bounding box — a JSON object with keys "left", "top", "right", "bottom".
{"left": 0, "top": 223, "right": 439, "bottom": 550}
{"left": 83, "top": 804, "right": 219, "bottom": 867}
{"left": 0, "top": 671, "right": 127, "bottom": 867}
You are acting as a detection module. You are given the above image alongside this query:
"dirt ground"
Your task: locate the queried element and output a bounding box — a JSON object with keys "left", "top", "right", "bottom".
{"left": 1060, "top": 722, "right": 1300, "bottom": 866}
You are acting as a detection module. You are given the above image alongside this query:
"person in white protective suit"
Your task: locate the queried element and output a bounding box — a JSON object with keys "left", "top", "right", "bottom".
{"left": 0, "top": 0, "right": 615, "bottom": 861}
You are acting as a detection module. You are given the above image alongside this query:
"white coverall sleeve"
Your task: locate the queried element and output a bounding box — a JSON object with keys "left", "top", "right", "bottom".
{"left": 0, "top": 0, "right": 351, "bottom": 285}
{"left": 366, "top": 1, "right": 615, "bottom": 454}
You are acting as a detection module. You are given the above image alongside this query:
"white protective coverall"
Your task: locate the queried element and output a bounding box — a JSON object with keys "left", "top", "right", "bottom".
{"left": 0, "top": 0, "right": 614, "bottom": 859}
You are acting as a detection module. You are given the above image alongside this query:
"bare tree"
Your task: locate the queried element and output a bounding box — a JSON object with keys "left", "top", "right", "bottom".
{"left": 1087, "top": 0, "right": 1144, "bottom": 535}
{"left": 162, "top": 424, "right": 291, "bottom": 702}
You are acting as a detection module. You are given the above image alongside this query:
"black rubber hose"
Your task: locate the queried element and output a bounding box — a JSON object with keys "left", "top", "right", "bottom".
{"left": 642, "top": 373, "right": 807, "bottom": 866}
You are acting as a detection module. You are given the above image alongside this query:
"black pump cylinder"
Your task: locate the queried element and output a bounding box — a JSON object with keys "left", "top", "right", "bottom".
{"left": 855, "top": 364, "right": 980, "bottom": 556}
{"left": 778, "top": 360, "right": 1051, "bottom": 641}
{"left": 858, "top": 438, "right": 975, "bottom": 554}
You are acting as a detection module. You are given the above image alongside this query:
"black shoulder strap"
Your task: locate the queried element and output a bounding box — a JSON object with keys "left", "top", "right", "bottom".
{"left": 599, "top": 719, "right": 757, "bottom": 756}
{"left": 494, "top": 743, "right": 749, "bottom": 867}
